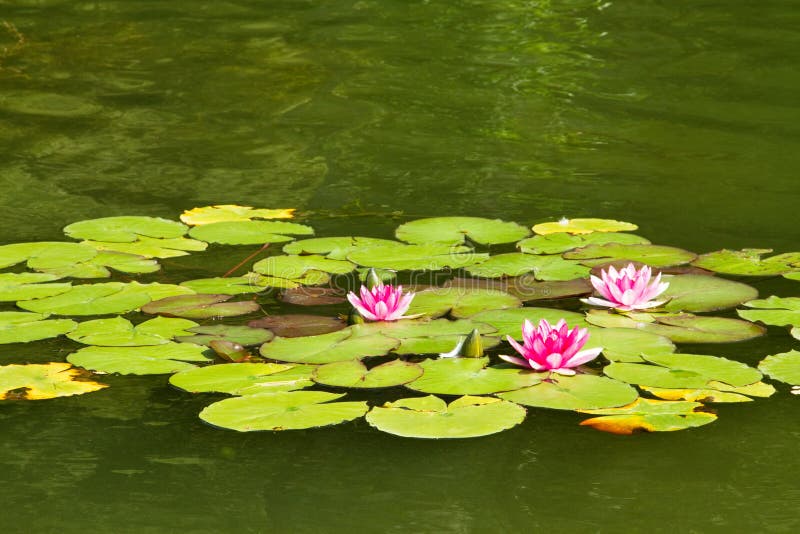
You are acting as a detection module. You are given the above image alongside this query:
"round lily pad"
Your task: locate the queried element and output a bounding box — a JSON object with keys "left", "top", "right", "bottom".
{"left": 180, "top": 205, "right": 295, "bottom": 225}
{"left": 347, "top": 244, "right": 488, "bottom": 271}
{"left": 170, "top": 362, "right": 315, "bottom": 395}
{"left": 0, "top": 312, "right": 76, "bottom": 344}
{"left": 283, "top": 237, "right": 399, "bottom": 260}
{"left": 585, "top": 327, "right": 675, "bottom": 362}
{"left": 464, "top": 253, "right": 590, "bottom": 281}
{"left": 248, "top": 314, "right": 347, "bottom": 337}
{"left": 470, "top": 308, "right": 588, "bottom": 338}
{"left": 585, "top": 310, "right": 765, "bottom": 344}
{"left": 313, "top": 359, "right": 423, "bottom": 388}
{"left": 564, "top": 244, "right": 697, "bottom": 268}
{"left": 180, "top": 277, "right": 266, "bottom": 295}
{"left": 517, "top": 232, "right": 650, "bottom": 255}
{"left": 406, "top": 357, "right": 542, "bottom": 395}
{"left": 83, "top": 236, "right": 207, "bottom": 258}
{"left": 498, "top": 374, "right": 638, "bottom": 410}
{"left": 532, "top": 218, "right": 638, "bottom": 235}
{"left": 0, "top": 273, "right": 72, "bottom": 301}
{"left": 737, "top": 296, "right": 800, "bottom": 328}
{"left": 141, "top": 294, "right": 260, "bottom": 319}
{"left": 188, "top": 220, "right": 314, "bottom": 245}
{"left": 68, "top": 316, "right": 198, "bottom": 346}
{"left": 349, "top": 318, "right": 496, "bottom": 340}
{"left": 199, "top": 391, "right": 369, "bottom": 432}
{"left": 366, "top": 395, "right": 527, "bottom": 439}
{"left": 579, "top": 398, "right": 717, "bottom": 434}
{"left": 64, "top": 216, "right": 188, "bottom": 243}
{"left": 640, "top": 381, "right": 775, "bottom": 403}
{"left": 395, "top": 217, "right": 530, "bottom": 246}
{"left": 758, "top": 350, "right": 800, "bottom": 385}
{"left": 259, "top": 329, "right": 399, "bottom": 364}
{"left": 692, "top": 249, "right": 800, "bottom": 276}
{"left": 176, "top": 324, "right": 274, "bottom": 346}
{"left": 446, "top": 276, "right": 592, "bottom": 302}
{"left": 660, "top": 274, "right": 758, "bottom": 313}
{"left": 0, "top": 241, "right": 97, "bottom": 270}
{"left": 0, "top": 362, "right": 107, "bottom": 400}
{"left": 18, "top": 282, "right": 193, "bottom": 316}
{"left": 604, "top": 353, "right": 761, "bottom": 389}
{"left": 394, "top": 334, "right": 500, "bottom": 355}
{"left": 67, "top": 342, "right": 212, "bottom": 375}
{"left": 252, "top": 255, "right": 355, "bottom": 279}
{"left": 407, "top": 287, "right": 521, "bottom": 319}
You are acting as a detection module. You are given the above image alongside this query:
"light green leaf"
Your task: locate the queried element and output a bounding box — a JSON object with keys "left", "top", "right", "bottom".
{"left": 283, "top": 237, "right": 400, "bottom": 260}
{"left": 470, "top": 308, "right": 588, "bottom": 338}
{"left": 0, "top": 312, "right": 76, "bottom": 344}
{"left": 313, "top": 359, "right": 423, "bottom": 388}
{"left": 693, "top": 249, "right": 800, "bottom": 276}
{"left": 176, "top": 324, "right": 274, "bottom": 346}
{"left": 737, "top": 296, "right": 800, "bottom": 328}
{"left": 407, "top": 357, "right": 542, "bottom": 395}
{"left": 758, "top": 350, "right": 800, "bottom": 385}
{"left": 188, "top": 220, "right": 314, "bottom": 245}
{"left": 259, "top": 329, "right": 399, "bottom": 364}
{"left": 498, "top": 374, "right": 638, "bottom": 410}
{"left": 347, "top": 243, "right": 488, "bottom": 271}
{"left": 579, "top": 398, "right": 717, "bottom": 434}
{"left": 517, "top": 232, "right": 650, "bottom": 255}
{"left": 67, "top": 342, "right": 212, "bottom": 375}
{"left": 67, "top": 316, "right": 198, "bottom": 346}
{"left": 0, "top": 273, "right": 72, "bottom": 301}
{"left": 465, "top": 253, "right": 590, "bottom": 280}
{"left": 170, "top": 362, "right": 314, "bottom": 395}
{"left": 64, "top": 216, "right": 187, "bottom": 242}
{"left": 661, "top": 275, "right": 758, "bottom": 313}
{"left": 395, "top": 217, "right": 530, "bottom": 245}
{"left": 564, "top": 244, "right": 697, "bottom": 267}
{"left": 407, "top": 287, "right": 521, "bottom": 318}
{"left": 252, "top": 255, "right": 355, "bottom": 280}
{"left": 179, "top": 276, "right": 266, "bottom": 295}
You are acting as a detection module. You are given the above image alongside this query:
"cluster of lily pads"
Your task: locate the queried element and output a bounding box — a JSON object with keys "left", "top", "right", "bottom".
{"left": 1, "top": 205, "right": 800, "bottom": 438}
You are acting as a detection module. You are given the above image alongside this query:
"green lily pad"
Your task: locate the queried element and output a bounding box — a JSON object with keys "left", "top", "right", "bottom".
{"left": 564, "top": 244, "right": 697, "bottom": 268}
{"left": 0, "top": 242, "right": 97, "bottom": 270}
{"left": 31, "top": 250, "right": 160, "bottom": 279}
{"left": 279, "top": 286, "right": 346, "bottom": 305}
{"left": 758, "top": 350, "right": 800, "bottom": 385}
{"left": 252, "top": 255, "right": 355, "bottom": 282}
{"left": 179, "top": 276, "right": 266, "bottom": 295}
{"left": 170, "top": 362, "right": 315, "bottom": 395}
{"left": 313, "top": 359, "right": 423, "bottom": 388}
{"left": 445, "top": 277, "right": 593, "bottom": 302}
{"left": 209, "top": 340, "right": 253, "bottom": 362}
{"left": 176, "top": 324, "right": 274, "bottom": 346}
{"left": 660, "top": 274, "right": 758, "bottom": 312}
{"left": 737, "top": 296, "right": 800, "bottom": 329}
{"left": 283, "top": 237, "right": 400, "bottom": 260}
{"left": 67, "top": 342, "right": 212, "bottom": 375}
{"left": 517, "top": 232, "right": 650, "bottom": 255}
{"left": 64, "top": 216, "right": 187, "bottom": 242}
{"left": 579, "top": 398, "right": 717, "bottom": 434}
{"left": 0, "top": 312, "right": 76, "bottom": 344}
{"left": 604, "top": 353, "right": 761, "bottom": 389}
{"left": 248, "top": 314, "right": 347, "bottom": 338}
{"left": 180, "top": 205, "right": 296, "bottom": 225}
{"left": 347, "top": 244, "right": 488, "bottom": 271}
{"left": 498, "top": 374, "right": 638, "bottom": 410}
{"left": 395, "top": 217, "right": 530, "bottom": 246}
{"left": 585, "top": 310, "right": 765, "bottom": 343}
{"left": 470, "top": 308, "right": 588, "bottom": 338}
{"left": 786, "top": 272, "right": 800, "bottom": 282}
{"left": 18, "top": 282, "right": 193, "bottom": 316}
{"left": 0, "top": 273, "right": 72, "bottom": 301}
{"left": 406, "top": 357, "right": 542, "bottom": 395}
{"left": 585, "top": 327, "right": 675, "bottom": 362}
{"left": 247, "top": 271, "right": 331, "bottom": 290}
{"left": 0, "top": 362, "right": 107, "bottom": 400}
{"left": 394, "top": 334, "right": 500, "bottom": 355}
{"left": 366, "top": 395, "right": 526, "bottom": 439}
{"left": 640, "top": 381, "right": 776, "bottom": 403}
{"left": 83, "top": 236, "right": 207, "bottom": 258}
{"left": 68, "top": 316, "right": 198, "bottom": 346}
{"left": 349, "top": 318, "right": 496, "bottom": 339}
{"left": 188, "top": 220, "right": 314, "bottom": 245}
{"left": 692, "top": 249, "right": 800, "bottom": 276}
{"left": 464, "top": 253, "right": 591, "bottom": 280}
{"left": 533, "top": 218, "right": 638, "bottom": 235}
{"left": 406, "top": 287, "right": 521, "bottom": 318}
{"left": 141, "top": 294, "right": 260, "bottom": 319}
{"left": 259, "top": 328, "right": 399, "bottom": 364}
{"left": 199, "top": 391, "right": 369, "bottom": 431}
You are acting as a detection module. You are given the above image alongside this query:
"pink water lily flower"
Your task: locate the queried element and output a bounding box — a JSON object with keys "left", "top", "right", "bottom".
{"left": 347, "top": 283, "right": 415, "bottom": 322}
{"left": 500, "top": 319, "right": 602, "bottom": 376}
{"left": 583, "top": 263, "right": 669, "bottom": 311}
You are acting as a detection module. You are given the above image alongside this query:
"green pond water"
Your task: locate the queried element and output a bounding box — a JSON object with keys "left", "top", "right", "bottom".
{"left": 1, "top": 0, "right": 799, "bottom": 531}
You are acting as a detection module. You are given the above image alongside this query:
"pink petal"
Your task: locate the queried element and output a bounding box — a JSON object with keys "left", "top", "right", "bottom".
{"left": 498, "top": 354, "right": 533, "bottom": 369}
{"left": 565, "top": 346, "right": 603, "bottom": 367}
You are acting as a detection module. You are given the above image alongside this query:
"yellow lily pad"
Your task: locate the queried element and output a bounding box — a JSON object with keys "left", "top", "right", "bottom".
{"left": 532, "top": 218, "right": 638, "bottom": 235}
{"left": 0, "top": 362, "right": 107, "bottom": 400}
{"left": 180, "top": 205, "right": 295, "bottom": 225}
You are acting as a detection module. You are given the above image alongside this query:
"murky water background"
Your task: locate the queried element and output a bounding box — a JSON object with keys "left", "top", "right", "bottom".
{"left": 1, "top": 1, "right": 799, "bottom": 531}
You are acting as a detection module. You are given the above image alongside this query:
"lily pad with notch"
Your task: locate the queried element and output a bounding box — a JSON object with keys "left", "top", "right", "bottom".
{"left": 465, "top": 253, "right": 590, "bottom": 281}
{"left": 67, "top": 342, "right": 212, "bottom": 375}
{"left": 82, "top": 236, "right": 207, "bottom": 259}
{"left": 406, "top": 287, "right": 521, "bottom": 318}
{"left": 737, "top": 296, "right": 800, "bottom": 329}
{"left": 188, "top": 220, "right": 314, "bottom": 245}
{"left": 758, "top": 350, "right": 800, "bottom": 386}
{"left": 640, "top": 380, "right": 775, "bottom": 403}
{"left": 170, "top": 362, "right": 315, "bottom": 395}
{"left": 579, "top": 398, "right": 717, "bottom": 434}
{"left": 692, "top": 249, "right": 800, "bottom": 276}
{"left": 445, "top": 276, "right": 592, "bottom": 302}
{"left": 518, "top": 232, "right": 650, "bottom": 255}
{"left": 279, "top": 286, "right": 347, "bottom": 305}
{"left": 406, "top": 357, "right": 542, "bottom": 395}
{"left": 180, "top": 205, "right": 295, "bottom": 226}
{"left": 0, "top": 362, "right": 107, "bottom": 400}
{"left": 470, "top": 308, "right": 588, "bottom": 338}
{"left": 176, "top": 324, "right": 274, "bottom": 346}
{"left": 68, "top": 316, "right": 198, "bottom": 346}
{"left": 180, "top": 276, "right": 267, "bottom": 295}
{"left": 313, "top": 359, "right": 423, "bottom": 389}
{"left": 532, "top": 218, "right": 638, "bottom": 235}
{"left": 347, "top": 243, "right": 488, "bottom": 271}
{"left": 248, "top": 314, "right": 346, "bottom": 337}
{"left": 604, "top": 353, "right": 762, "bottom": 389}
{"left": 564, "top": 244, "right": 697, "bottom": 268}
{"left": 283, "top": 237, "right": 400, "bottom": 260}
{"left": 64, "top": 216, "right": 188, "bottom": 242}
{"left": 395, "top": 217, "right": 530, "bottom": 246}
{"left": 259, "top": 328, "right": 399, "bottom": 364}
{"left": 199, "top": 390, "right": 369, "bottom": 432}
{"left": 0, "top": 273, "right": 72, "bottom": 301}
{"left": 0, "top": 311, "right": 77, "bottom": 344}
{"left": 498, "top": 374, "right": 638, "bottom": 410}
{"left": 366, "top": 395, "right": 527, "bottom": 439}
{"left": 584, "top": 326, "right": 675, "bottom": 363}
{"left": 660, "top": 274, "right": 758, "bottom": 313}
{"left": 142, "top": 294, "right": 260, "bottom": 319}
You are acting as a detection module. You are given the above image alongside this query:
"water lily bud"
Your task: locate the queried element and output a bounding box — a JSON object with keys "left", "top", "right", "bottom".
{"left": 365, "top": 268, "right": 384, "bottom": 290}
{"left": 460, "top": 329, "right": 484, "bottom": 358}
{"left": 348, "top": 308, "right": 365, "bottom": 325}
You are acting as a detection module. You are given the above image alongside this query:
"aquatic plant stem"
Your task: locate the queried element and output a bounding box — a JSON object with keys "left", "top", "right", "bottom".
{"left": 222, "top": 243, "right": 270, "bottom": 278}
